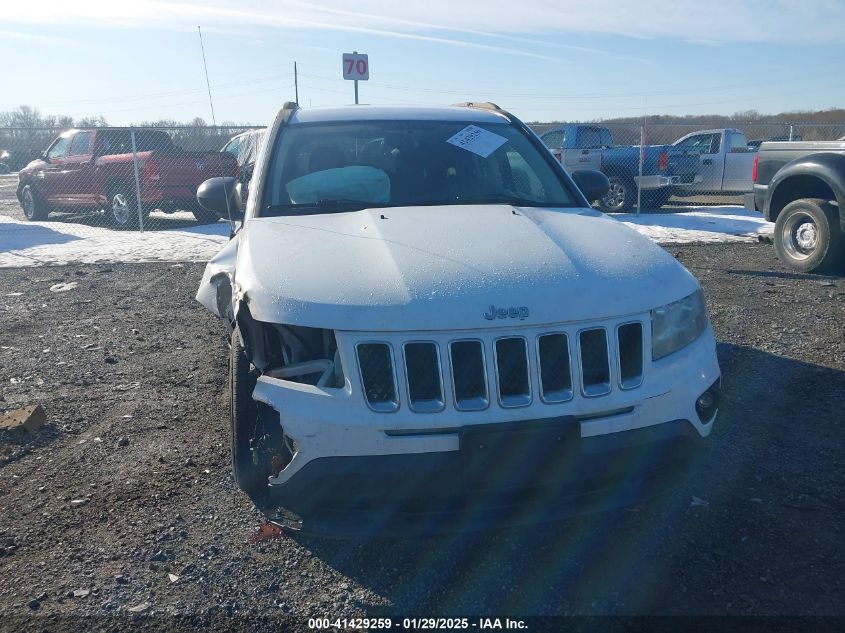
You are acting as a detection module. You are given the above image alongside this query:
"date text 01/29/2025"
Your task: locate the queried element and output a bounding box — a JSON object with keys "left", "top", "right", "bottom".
{"left": 308, "top": 617, "right": 528, "bottom": 630}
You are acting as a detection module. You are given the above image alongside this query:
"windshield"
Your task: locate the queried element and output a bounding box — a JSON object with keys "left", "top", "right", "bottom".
{"left": 260, "top": 120, "right": 576, "bottom": 215}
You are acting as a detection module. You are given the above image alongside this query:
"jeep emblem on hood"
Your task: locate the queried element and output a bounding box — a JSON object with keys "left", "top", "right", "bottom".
{"left": 483, "top": 305, "right": 530, "bottom": 321}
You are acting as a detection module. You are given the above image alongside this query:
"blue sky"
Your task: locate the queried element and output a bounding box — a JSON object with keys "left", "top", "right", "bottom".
{"left": 2, "top": 0, "right": 845, "bottom": 125}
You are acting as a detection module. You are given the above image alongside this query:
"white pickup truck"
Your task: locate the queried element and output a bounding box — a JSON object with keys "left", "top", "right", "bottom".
{"left": 195, "top": 102, "right": 722, "bottom": 536}
{"left": 671, "top": 128, "right": 757, "bottom": 196}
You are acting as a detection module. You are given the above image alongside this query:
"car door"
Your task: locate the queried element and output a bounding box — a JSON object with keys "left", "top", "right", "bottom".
{"left": 722, "top": 131, "right": 755, "bottom": 192}
{"left": 565, "top": 127, "right": 603, "bottom": 172}
{"left": 40, "top": 134, "right": 72, "bottom": 204}
{"left": 62, "top": 131, "right": 95, "bottom": 206}
{"left": 674, "top": 132, "right": 722, "bottom": 191}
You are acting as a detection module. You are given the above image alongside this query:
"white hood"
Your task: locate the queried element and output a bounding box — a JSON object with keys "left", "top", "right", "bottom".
{"left": 213, "top": 205, "right": 699, "bottom": 332}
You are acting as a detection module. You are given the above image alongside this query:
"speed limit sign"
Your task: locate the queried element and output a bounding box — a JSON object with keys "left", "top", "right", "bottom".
{"left": 342, "top": 53, "right": 369, "bottom": 80}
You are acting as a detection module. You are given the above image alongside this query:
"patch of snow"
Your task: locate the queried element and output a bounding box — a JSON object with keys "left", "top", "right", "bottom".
{"left": 0, "top": 214, "right": 230, "bottom": 267}
{"left": 616, "top": 205, "right": 774, "bottom": 244}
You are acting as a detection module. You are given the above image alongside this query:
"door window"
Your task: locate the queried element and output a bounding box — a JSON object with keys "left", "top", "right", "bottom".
{"left": 47, "top": 136, "right": 71, "bottom": 160}
{"left": 96, "top": 131, "right": 131, "bottom": 155}
{"left": 68, "top": 131, "right": 93, "bottom": 156}
{"left": 676, "top": 133, "right": 720, "bottom": 154}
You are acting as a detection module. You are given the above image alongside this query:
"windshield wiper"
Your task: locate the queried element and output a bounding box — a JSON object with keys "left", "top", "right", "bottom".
{"left": 263, "top": 199, "right": 390, "bottom": 215}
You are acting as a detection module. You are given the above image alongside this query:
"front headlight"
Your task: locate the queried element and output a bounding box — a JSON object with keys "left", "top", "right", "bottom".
{"left": 651, "top": 289, "right": 708, "bottom": 360}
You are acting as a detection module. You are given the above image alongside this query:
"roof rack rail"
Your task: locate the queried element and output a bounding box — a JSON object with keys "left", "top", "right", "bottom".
{"left": 451, "top": 101, "right": 503, "bottom": 112}
{"left": 451, "top": 101, "right": 516, "bottom": 124}
{"left": 277, "top": 101, "right": 300, "bottom": 124}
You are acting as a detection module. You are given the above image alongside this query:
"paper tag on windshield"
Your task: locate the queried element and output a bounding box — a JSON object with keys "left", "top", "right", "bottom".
{"left": 446, "top": 125, "right": 508, "bottom": 158}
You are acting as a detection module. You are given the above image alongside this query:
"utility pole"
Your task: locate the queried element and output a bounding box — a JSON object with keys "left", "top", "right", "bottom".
{"left": 294, "top": 61, "right": 299, "bottom": 105}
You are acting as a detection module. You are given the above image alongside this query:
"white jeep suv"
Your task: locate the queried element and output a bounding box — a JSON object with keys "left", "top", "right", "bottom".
{"left": 196, "top": 102, "right": 721, "bottom": 536}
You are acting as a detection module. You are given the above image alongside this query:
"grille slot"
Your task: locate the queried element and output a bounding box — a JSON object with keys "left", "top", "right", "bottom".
{"left": 449, "top": 340, "right": 488, "bottom": 411}
{"left": 537, "top": 333, "right": 572, "bottom": 403}
{"left": 356, "top": 343, "right": 399, "bottom": 412}
{"left": 617, "top": 322, "right": 644, "bottom": 389}
{"left": 403, "top": 342, "right": 444, "bottom": 413}
{"left": 494, "top": 337, "right": 531, "bottom": 408}
{"left": 579, "top": 328, "right": 611, "bottom": 397}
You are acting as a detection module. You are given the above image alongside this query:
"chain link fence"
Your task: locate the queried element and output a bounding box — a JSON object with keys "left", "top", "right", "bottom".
{"left": 0, "top": 125, "right": 264, "bottom": 234}
{"left": 527, "top": 122, "right": 845, "bottom": 212}
{"left": 1, "top": 121, "right": 844, "bottom": 244}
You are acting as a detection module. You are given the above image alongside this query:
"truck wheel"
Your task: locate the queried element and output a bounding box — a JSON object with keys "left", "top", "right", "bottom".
{"left": 774, "top": 198, "right": 844, "bottom": 273}
{"left": 599, "top": 176, "right": 636, "bottom": 213}
{"left": 107, "top": 184, "right": 141, "bottom": 229}
{"left": 230, "top": 328, "right": 270, "bottom": 495}
{"left": 21, "top": 185, "right": 50, "bottom": 221}
{"left": 191, "top": 203, "right": 221, "bottom": 225}
{"left": 641, "top": 189, "right": 672, "bottom": 211}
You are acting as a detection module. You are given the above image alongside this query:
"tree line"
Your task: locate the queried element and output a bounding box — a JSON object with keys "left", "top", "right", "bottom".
{"left": 529, "top": 109, "right": 845, "bottom": 144}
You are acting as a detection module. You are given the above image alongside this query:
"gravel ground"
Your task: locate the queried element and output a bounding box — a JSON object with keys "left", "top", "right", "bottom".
{"left": 0, "top": 243, "right": 843, "bottom": 631}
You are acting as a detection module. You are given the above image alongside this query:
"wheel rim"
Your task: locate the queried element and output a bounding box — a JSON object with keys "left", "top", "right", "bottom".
{"left": 22, "top": 188, "right": 35, "bottom": 219}
{"left": 111, "top": 193, "right": 131, "bottom": 225}
{"left": 782, "top": 212, "right": 819, "bottom": 261}
{"left": 602, "top": 179, "right": 626, "bottom": 212}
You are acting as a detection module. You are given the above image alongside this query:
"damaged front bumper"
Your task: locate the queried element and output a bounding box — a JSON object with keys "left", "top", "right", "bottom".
{"left": 264, "top": 418, "right": 705, "bottom": 537}
{"left": 251, "top": 330, "right": 720, "bottom": 537}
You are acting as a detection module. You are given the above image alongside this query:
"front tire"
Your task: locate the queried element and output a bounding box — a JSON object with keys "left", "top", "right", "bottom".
{"left": 230, "top": 328, "right": 269, "bottom": 495}
{"left": 21, "top": 185, "right": 49, "bottom": 221}
{"left": 599, "top": 176, "right": 636, "bottom": 213}
{"left": 774, "top": 198, "right": 844, "bottom": 273}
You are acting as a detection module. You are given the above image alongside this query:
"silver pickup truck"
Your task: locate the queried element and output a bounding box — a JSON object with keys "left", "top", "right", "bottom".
{"left": 671, "top": 128, "right": 756, "bottom": 196}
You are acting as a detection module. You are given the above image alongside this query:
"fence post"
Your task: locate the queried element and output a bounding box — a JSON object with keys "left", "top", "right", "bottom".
{"left": 129, "top": 128, "right": 145, "bottom": 233}
{"left": 789, "top": 124, "right": 794, "bottom": 141}
{"left": 637, "top": 125, "right": 645, "bottom": 215}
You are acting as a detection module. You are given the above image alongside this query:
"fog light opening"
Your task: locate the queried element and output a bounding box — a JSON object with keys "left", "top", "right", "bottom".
{"left": 697, "top": 392, "right": 715, "bottom": 409}
{"left": 695, "top": 381, "right": 720, "bottom": 423}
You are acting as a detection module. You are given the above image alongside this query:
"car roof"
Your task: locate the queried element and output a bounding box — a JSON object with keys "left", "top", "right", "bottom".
{"left": 288, "top": 105, "right": 510, "bottom": 125}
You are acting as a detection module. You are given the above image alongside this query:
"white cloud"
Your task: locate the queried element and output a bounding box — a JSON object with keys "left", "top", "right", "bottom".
{"left": 3, "top": 0, "right": 843, "bottom": 44}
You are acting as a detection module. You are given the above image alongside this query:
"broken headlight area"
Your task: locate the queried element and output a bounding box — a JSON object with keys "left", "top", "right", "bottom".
{"left": 236, "top": 306, "right": 346, "bottom": 388}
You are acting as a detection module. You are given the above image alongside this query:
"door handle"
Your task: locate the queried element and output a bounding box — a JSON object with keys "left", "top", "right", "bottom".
{"left": 703, "top": 159, "right": 713, "bottom": 165}
{"left": 581, "top": 149, "right": 589, "bottom": 155}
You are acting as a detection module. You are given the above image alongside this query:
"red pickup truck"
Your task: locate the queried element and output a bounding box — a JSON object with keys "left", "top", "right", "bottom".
{"left": 16, "top": 128, "right": 239, "bottom": 227}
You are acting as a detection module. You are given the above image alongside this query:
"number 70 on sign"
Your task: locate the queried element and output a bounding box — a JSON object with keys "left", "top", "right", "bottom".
{"left": 342, "top": 53, "right": 369, "bottom": 80}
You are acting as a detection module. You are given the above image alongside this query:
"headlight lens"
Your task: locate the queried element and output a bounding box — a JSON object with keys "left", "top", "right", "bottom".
{"left": 651, "top": 290, "right": 708, "bottom": 360}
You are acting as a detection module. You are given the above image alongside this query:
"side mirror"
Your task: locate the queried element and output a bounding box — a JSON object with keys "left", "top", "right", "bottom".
{"left": 40, "top": 151, "right": 49, "bottom": 162}
{"left": 571, "top": 169, "right": 610, "bottom": 203}
{"left": 197, "top": 177, "right": 243, "bottom": 219}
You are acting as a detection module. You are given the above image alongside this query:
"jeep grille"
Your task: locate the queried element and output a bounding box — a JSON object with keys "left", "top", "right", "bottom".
{"left": 354, "top": 321, "right": 645, "bottom": 412}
